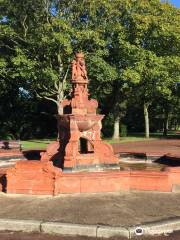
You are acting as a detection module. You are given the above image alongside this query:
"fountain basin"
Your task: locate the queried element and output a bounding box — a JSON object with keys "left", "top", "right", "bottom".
{"left": 57, "top": 114, "right": 104, "bottom": 132}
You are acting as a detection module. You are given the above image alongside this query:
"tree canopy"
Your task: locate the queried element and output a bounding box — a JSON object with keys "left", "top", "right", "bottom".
{"left": 0, "top": 0, "right": 179, "bottom": 139}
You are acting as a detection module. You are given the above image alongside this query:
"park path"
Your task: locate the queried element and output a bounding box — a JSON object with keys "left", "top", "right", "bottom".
{"left": 0, "top": 192, "right": 180, "bottom": 227}
{"left": 112, "top": 139, "right": 180, "bottom": 158}
{"left": 0, "top": 230, "right": 180, "bottom": 240}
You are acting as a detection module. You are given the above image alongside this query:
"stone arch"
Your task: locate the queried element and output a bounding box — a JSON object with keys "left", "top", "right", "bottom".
{"left": 78, "top": 137, "right": 94, "bottom": 154}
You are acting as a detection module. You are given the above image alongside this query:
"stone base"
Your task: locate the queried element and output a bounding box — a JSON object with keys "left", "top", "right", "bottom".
{"left": 6, "top": 161, "right": 61, "bottom": 195}
{"left": 40, "top": 140, "right": 119, "bottom": 170}
{"left": 64, "top": 163, "right": 120, "bottom": 172}
{"left": 56, "top": 170, "right": 172, "bottom": 194}
{"left": 5, "top": 160, "right": 180, "bottom": 195}
{"left": 63, "top": 141, "right": 119, "bottom": 169}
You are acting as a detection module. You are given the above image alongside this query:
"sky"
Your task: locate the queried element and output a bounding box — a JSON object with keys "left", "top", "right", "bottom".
{"left": 169, "top": 0, "right": 180, "bottom": 7}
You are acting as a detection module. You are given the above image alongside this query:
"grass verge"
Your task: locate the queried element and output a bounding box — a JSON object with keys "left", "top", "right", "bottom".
{"left": 21, "top": 132, "right": 179, "bottom": 150}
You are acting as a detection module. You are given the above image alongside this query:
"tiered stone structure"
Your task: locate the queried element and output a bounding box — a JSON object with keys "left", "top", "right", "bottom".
{"left": 41, "top": 53, "right": 118, "bottom": 170}
{"left": 6, "top": 53, "right": 119, "bottom": 195}
{"left": 4, "top": 54, "right": 180, "bottom": 195}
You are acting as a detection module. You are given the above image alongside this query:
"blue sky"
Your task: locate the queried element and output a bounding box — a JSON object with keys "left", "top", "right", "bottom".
{"left": 169, "top": 0, "right": 180, "bottom": 7}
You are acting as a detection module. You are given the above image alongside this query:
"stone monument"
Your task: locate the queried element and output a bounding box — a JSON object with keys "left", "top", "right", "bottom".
{"left": 4, "top": 54, "right": 180, "bottom": 195}
{"left": 40, "top": 52, "right": 118, "bottom": 170}
{"left": 6, "top": 53, "right": 119, "bottom": 195}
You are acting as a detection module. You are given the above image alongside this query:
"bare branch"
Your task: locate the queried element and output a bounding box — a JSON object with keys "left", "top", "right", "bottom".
{"left": 36, "top": 92, "right": 43, "bottom": 99}
{"left": 0, "top": 44, "right": 15, "bottom": 51}
{"left": 49, "top": 58, "right": 52, "bottom": 68}
{"left": 42, "top": 87, "right": 57, "bottom": 95}
{"left": 37, "top": 89, "right": 57, "bottom": 97}
{"left": 48, "top": 89, "right": 58, "bottom": 94}
{"left": 43, "top": 0, "right": 50, "bottom": 24}
{"left": 54, "top": 80, "right": 59, "bottom": 91}
{"left": 36, "top": 90, "right": 58, "bottom": 106}
{"left": 15, "top": 35, "right": 28, "bottom": 44}
{"left": 58, "top": 81, "right": 63, "bottom": 94}
{"left": 21, "top": 15, "right": 28, "bottom": 38}
{"left": 7, "top": 38, "right": 21, "bottom": 47}
{"left": 0, "top": 73, "right": 6, "bottom": 77}
{"left": 63, "top": 66, "right": 69, "bottom": 83}
{"left": 41, "top": 85, "right": 56, "bottom": 93}
{"left": 43, "top": 96, "right": 58, "bottom": 105}
{"left": 63, "top": 66, "right": 69, "bottom": 85}
{"left": 57, "top": 48, "right": 63, "bottom": 75}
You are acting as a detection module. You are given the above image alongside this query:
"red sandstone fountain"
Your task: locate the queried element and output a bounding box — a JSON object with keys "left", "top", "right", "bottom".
{"left": 40, "top": 52, "right": 118, "bottom": 170}
{"left": 5, "top": 53, "right": 180, "bottom": 195}
{"left": 6, "top": 53, "right": 119, "bottom": 195}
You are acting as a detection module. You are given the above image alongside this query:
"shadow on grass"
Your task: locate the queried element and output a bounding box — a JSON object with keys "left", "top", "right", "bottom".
{"left": 155, "top": 156, "right": 180, "bottom": 167}
{"left": 23, "top": 150, "right": 44, "bottom": 160}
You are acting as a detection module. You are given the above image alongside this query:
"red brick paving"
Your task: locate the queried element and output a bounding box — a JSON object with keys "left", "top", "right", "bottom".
{"left": 112, "top": 139, "right": 180, "bottom": 158}
{"left": 0, "top": 149, "right": 24, "bottom": 159}
{"left": 0, "top": 139, "right": 179, "bottom": 160}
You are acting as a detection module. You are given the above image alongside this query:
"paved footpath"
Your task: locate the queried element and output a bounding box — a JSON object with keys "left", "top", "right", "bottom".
{"left": 1, "top": 230, "right": 180, "bottom": 239}
{"left": 0, "top": 139, "right": 180, "bottom": 238}
{"left": 112, "top": 139, "right": 180, "bottom": 158}
{"left": 1, "top": 191, "right": 180, "bottom": 226}
{"left": 1, "top": 191, "right": 180, "bottom": 238}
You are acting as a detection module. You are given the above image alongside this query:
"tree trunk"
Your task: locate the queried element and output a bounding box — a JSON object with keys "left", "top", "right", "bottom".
{"left": 57, "top": 92, "right": 64, "bottom": 115}
{"left": 113, "top": 115, "right": 120, "bottom": 139}
{"left": 144, "top": 103, "right": 150, "bottom": 138}
{"left": 174, "top": 120, "right": 177, "bottom": 131}
{"left": 57, "top": 104, "right": 63, "bottom": 115}
{"left": 56, "top": 101, "right": 63, "bottom": 140}
{"left": 163, "top": 113, "right": 169, "bottom": 136}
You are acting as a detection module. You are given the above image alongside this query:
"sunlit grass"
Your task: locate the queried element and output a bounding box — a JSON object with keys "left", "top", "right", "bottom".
{"left": 21, "top": 136, "right": 155, "bottom": 150}
{"left": 104, "top": 136, "right": 157, "bottom": 144}
{"left": 21, "top": 139, "right": 55, "bottom": 150}
{"left": 20, "top": 132, "right": 179, "bottom": 150}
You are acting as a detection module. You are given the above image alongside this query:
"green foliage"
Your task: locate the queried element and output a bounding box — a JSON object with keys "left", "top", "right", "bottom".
{"left": 0, "top": 0, "right": 179, "bottom": 138}
{"left": 102, "top": 113, "right": 114, "bottom": 138}
{"left": 121, "top": 124, "right": 127, "bottom": 137}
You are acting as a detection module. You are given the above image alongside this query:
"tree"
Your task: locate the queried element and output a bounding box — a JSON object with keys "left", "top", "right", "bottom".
{"left": 112, "top": 0, "right": 180, "bottom": 138}
{"left": 0, "top": 0, "right": 179, "bottom": 139}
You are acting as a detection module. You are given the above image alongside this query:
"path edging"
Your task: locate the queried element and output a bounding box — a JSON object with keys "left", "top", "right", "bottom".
{"left": 1, "top": 218, "right": 180, "bottom": 238}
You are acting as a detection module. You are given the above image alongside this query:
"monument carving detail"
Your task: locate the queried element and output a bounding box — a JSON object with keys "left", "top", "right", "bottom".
{"left": 41, "top": 52, "right": 118, "bottom": 169}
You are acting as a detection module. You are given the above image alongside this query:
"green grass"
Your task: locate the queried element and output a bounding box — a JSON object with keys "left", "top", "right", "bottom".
{"left": 22, "top": 137, "right": 150, "bottom": 150}
{"left": 105, "top": 132, "right": 180, "bottom": 144}
{"left": 21, "top": 132, "right": 179, "bottom": 150}
{"left": 21, "top": 136, "right": 153, "bottom": 150}
{"left": 21, "top": 136, "right": 154, "bottom": 150}
{"left": 104, "top": 132, "right": 163, "bottom": 144}
{"left": 21, "top": 139, "right": 55, "bottom": 150}
{"left": 104, "top": 136, "right": 157, "bottom": 144}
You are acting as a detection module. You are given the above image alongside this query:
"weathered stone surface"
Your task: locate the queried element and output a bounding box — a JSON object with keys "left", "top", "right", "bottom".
{"left": 97, "top": 226, "right": 129, "bottom": 238}
{"left": 6, "top": 161, "right": 61, "bottom": 195}
{"left": 41, "top": 222, "right": 97, "bottom": 237}
{"left": 172, "top": 184, "right": 180, "bottom": 193}
{"left": 40, "top": 52, "right": 118, "bottom": 170}
{"left": 0, "top": 219, "right": 41, "bottom": 232}
{"left": 129, "top": 219, "right": 180, "bottom": 238}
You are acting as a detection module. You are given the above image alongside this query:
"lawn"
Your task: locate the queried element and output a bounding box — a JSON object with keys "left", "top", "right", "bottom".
{"left": 105, "top": 136, "right": 157, "bottom": 144}
{"left": 20, "top": 132, "right": 179, "bottom": 150}
{"left": 21, "top": 139, "right": 55, "bottom": 150}
{"left": 20, "top": 134, "right": 157, "bottom": 150}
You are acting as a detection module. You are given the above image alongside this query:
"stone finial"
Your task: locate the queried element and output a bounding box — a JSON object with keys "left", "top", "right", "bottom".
{"left": 75, "top": 52, "right": 84, "bottom": 58}
{"left": 72, "top": 52, "right": 88, "bottom": 82}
